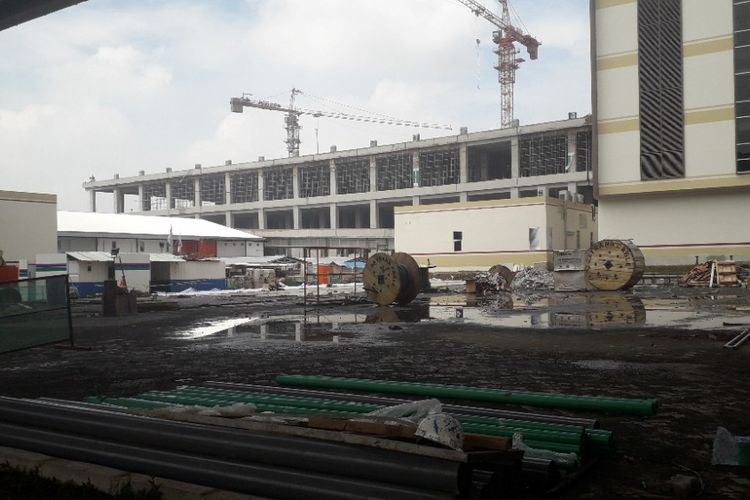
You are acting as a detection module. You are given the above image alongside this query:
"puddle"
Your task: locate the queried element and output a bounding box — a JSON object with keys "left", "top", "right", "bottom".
{"left": 172, "top": 289, "right": 749, "bottom": 340}
{"left": 171, "top": 313, "right": 372, "bottom": 343}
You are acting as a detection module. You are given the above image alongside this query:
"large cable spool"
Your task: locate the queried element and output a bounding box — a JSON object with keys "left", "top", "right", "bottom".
{"left": 363, "top": 252, "right": 422, "bottom": 306}
{"left": 586, "top": 240, "right": 645, "bottom": 291}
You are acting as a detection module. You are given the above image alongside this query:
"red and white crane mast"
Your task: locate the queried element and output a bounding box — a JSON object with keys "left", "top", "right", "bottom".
{"left": 455, "top": 0, "right": 540, "bottom": 128}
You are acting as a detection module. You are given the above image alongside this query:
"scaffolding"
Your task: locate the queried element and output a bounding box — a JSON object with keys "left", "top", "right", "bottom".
{"left": 519, "top": 133, "right": 568, "bottom": 177}
{"left": 335, "top": 159, "right": 370, "bottom": 195}
{"left": 171, "top": 178, "right": 195, "bottom": 209}
{"left": 376, "top": 153, "right": 413, "bottom": 191}
{"left": 230, "top": 172, "right": 259, "bottom": 204}
{"left": 576, "top": 130, "right": 592, "bottom": 173}
{"left": 200, "top": 174, "right": 226, "bottom": 206}
{"left": 419, "top": 149, "right": 459, "bottom": 187}
{"left": 302, "top": 247, "right": 368, "bottom": 308}
{"left": 263, "top": 167, "right": 294, "bottom": 201}
{"left": 142, "top": 183, "right": 167, "bottom": 211}
{"left": 299, "top": 163, "right": 330, "bottom": 198}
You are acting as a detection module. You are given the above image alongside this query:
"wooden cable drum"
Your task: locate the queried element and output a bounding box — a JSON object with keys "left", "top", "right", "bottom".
{"left": 487, "top": 264, "right": 515, "bottom": 289}
{"left": 586, "top": 240, "right": 645, "bottom": 291}
{"left": 363, "top": 252, "right": 422, "bottom": 306}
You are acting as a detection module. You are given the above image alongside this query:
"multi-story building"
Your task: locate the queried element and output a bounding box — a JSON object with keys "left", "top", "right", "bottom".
{"left": 83, "top": 117, "right": 593, "bottom": 256}
{"left": 593, "top": 0, "right": 750, "bottom": 264}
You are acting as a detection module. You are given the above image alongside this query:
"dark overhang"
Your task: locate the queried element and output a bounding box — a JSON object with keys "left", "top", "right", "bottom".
{"left": 0, "top": 0, "right": 87, "bottom": 32}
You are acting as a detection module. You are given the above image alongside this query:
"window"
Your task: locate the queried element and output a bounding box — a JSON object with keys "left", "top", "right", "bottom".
{"left": 638, "top": 0, "right": 685, "bottom": 179}
{"left": 453, "top": 231, "right": 462, "bottom": 252}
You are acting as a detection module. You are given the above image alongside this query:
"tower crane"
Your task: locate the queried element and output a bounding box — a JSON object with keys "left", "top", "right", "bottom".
{"left": 455, "top": 0, "right": 540, "bottom": 128}
{"left": 230, "top": 88, "right": 453, "bottom": 158}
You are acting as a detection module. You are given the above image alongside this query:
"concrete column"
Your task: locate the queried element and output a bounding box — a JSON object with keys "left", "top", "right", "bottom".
{"left": 224, "top": 211, "right": 232, "bottom": 227}
{"left": 258, "top": 209, "right": 265, "bottom": 230}
{"left": 459, "top": 192, "right": 468, "bottom": 203}
{"left": 567, "top": 130, "right": 577, "bottom": 173}
{"left": 293, "top": 206, "right": 300, "bottom": 230}
{"left": 165, "top": 181, "right": 172, "bottom": 210}
{"left": 459, "top": 144, "right": 468, "bottom": 184}
{"left": 260, "top": 323, "right": 268, "bottom": 341}
{"left": 567, "top": 182, "right": 578, "bottom": 195}
{"left": 537, "top": 186, "right": 548, "bottom": 198}
{"left": 225, "top": 172, "right": 232, "bottom": 204}
{"left": 510, "top": 187, "right": 520, "bottom": 199}
{"left": 369, "top": 199, "right": 377, "bottom": 229}
{"left": 112, "top": 188, "right": 123, "bottom": 213}
{"left": 292, "top": 166, "right": 300, "bottom": 199}
{"left": 194, "top": 214, "right": 200, "bottom": 219}
{"left": 412, "top": 196, "right": 420, "bottom": 206}
{"left": 354, "top": 207, "right": 363, "bottom": 228}
{"left": 88, "top": 190, "right": 96, "bottom": 212}
{"left": 258, "top": 170, "right": 265, "bottom": 202}
{"left": 369, "top": 157, "right": 377, "bottom": 192}
{"left": 194, "top": 177, "right": 201, "bottom": 207}
{"left": 294, "top": 322, "right": 303, "bottom": 342}
{"left": 137, "top": 184, "right": 144, "bottom": 211}
{"left": 330, "top": 203, "right": 337, "bottom": 229}
{"left": 510, "top": 137, "right": 520, "bottom": 179}
{"left": 329, "top": 160, "right": 337, "bottom": 196}
{"left": 412, "top": 152, "right": 420, "bottom": 188}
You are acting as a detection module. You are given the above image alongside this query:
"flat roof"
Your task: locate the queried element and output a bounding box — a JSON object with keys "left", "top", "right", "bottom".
{"left": 58, "top": 211, "right": 263, "bottom": 241}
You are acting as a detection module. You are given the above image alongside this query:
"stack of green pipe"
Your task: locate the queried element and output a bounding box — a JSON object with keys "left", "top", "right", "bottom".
{"left": 87, "top": 385, "right": 617, "bottom": 456}
{"left": 276, "top": 375, "right": 659, "bottom": 416}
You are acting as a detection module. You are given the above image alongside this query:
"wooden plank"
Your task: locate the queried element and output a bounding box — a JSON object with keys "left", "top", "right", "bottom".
{"left": 126, "top": 409, "right": 472, "bottom": 462}
{"left": 463, "top": 433, "right": 512, "bottom": 451}
{"left": 306, "top": 416, "right": 417, "bottom": 439}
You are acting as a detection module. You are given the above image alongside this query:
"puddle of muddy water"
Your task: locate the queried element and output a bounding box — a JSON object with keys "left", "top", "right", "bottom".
{"left": 171, "top": 313, "right": 375, "bottom": 343}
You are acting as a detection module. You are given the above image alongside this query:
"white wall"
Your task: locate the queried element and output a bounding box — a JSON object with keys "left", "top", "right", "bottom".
{"left": 68, "top": 260, "right": 109, "bottom": 283}
{"left": 394, "top": 198, "right": 595, "bottom": 269}
{"left": 115, "top": 253, "right": 150, "bottom": 293}
{"left": 58, "top": 237, "right": 97, "bottom": 252}
{"left": 169, "top": 260, "right": 225, "bottom": 280}
{"left": 0, "top": 192, "right": 57, "bottom": 262}
{"left": 599, "top": 191, "right": 750, "bottom": 264}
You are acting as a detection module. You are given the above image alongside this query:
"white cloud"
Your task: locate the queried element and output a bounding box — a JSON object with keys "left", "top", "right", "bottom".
{"left": 0, "top": 0, "right": 590, "bottom": 211}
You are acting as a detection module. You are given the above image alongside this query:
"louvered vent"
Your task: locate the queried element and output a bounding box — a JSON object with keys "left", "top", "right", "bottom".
{"left": 638, "top": 0, "right": 685, "bottom": 179}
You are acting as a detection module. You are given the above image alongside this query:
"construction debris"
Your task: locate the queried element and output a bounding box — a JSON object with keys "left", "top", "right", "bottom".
{"left": 679, "top": 260, "right": 739, "bottom": 288}
{"left": 468, "top": 264, "right": 514, "bottom": 295}
{"left": 512, "top": 266, "right": 554, "bottom": 290}
{"left": 723, "top": 329, "right": 750, "bottom": 350}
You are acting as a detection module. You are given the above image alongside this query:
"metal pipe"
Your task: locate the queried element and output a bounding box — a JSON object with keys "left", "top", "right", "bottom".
{"left": 0, "top": 421, "right": 444, "bottom": 500}
{"left": 204, "top": 381, "right": 600, "bottom": 428}
{"left": 0, "top": 397, "right": 460, "bottom": 493}
{"left": 104, "top": 390, "right": 585, "bottom": 448}
{"left": 156, "top": 386, "right": 601, "bottom": 440}
{"left": 276, "top": 375, "right": 658, "bottom": 416}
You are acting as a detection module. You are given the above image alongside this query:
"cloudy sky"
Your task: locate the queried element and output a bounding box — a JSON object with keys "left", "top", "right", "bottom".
{"left": 0, "top": 0, "right": 590, "bottom": 211}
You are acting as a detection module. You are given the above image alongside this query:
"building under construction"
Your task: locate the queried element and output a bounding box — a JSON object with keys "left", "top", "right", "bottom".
{"left": 84, "top": 116, "right": 593, "bottom": 255}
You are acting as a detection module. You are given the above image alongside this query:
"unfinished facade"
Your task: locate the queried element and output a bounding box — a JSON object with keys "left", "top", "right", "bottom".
{"left": 84, "top": 117, "right": 593, "bottom": 255}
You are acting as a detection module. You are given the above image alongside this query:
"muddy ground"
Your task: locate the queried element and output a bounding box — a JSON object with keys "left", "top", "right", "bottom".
{"left": 1, "top": 286, "right": 749, "bottom": 499}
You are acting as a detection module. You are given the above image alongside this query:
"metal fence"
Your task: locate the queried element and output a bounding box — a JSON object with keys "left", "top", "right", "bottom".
{"left": 0, "top": 275, "right": 73, "bottom": 354}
